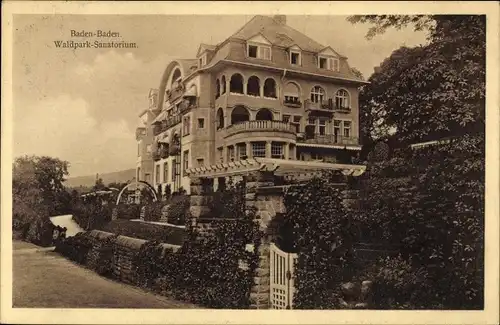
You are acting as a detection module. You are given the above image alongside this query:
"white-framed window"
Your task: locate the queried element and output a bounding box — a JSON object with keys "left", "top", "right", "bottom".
{"left": 283, "top": 82, "right": 300, "bottom": 104}
{"left": 318, "top": 56, "right": 340, "bottom": 72}
{"left": 335, "top": 89, "right": 350, "bottom": 109}
{"left": 247, "top": 43, "right": 271, "bottom": 60}
{"left": 290, "top": 50, "right": 301, "bottom": 65}
{"left": 310, "top": 86, "right": 325, "bottom": 103}
{"left": 227, "top": 146, "right": 235, "bottom": 161}
{"left": 291, "top": 116, "right": 301, "bottom": 132}
{"left": 271, "top": 142, "right": 284, "bottom": 159}
{"left": 237, "top": 143, "right": 247, "bottom": 160}
{"left": 343, "top": 121, "right": 351, "bottom": 137}
{"left": 282, "top": 114, "right": 291, "bottom": 123}
{"left": 252, "top": 142, "right": 266, "bottom": 158}
{"left": 319, "top": 119, "right": 327, "bottom": 135}
{"left": 183, "top": 150, "right": 189, "bottom": 175}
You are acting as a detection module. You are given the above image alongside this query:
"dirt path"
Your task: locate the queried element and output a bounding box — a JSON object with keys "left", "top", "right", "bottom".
{"left": 12, "top": 240, "right": 198, "bottom": 308}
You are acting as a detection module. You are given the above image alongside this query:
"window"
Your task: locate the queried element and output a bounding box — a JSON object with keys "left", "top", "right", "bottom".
{"left": 163, "top": 162, "right": 169, "bottom": 183}
{"left": 290, "top": 51, "right": 300, "bottom": 65}
{"left": 146, "top": 144, "right": 152, "bottom": 153}
{"left": 221, "top": 76, "right": 226, "bottom": 94}
{"left": 171, "top": 159, "right": 176, "bottom": 181}
{"left": 217, "top": 147, "right": 223, "bottom": 162}
{"left": 145, "top": 173, "right": 151, "bottom": 183}
{"left": 343, "top": 121, "right": 351, "bottom": 137}
{"left": 282, "top": 114, "right": 291, "bottom": 123}
{"left": 252, "top": 142, "right": 266, "bottom": 158}
{"left": 263, "top": 78, "right": 277, "bottom": 98}
{"left": 237, "top": 143, "right": 247, "bottom": 160}
{"left": 247, "top": 76, "right": 260, "bottom": 96}
{"left": 183, "top": 150, "right": 189, "bottom": 175}
{"left": 230, "top": 73, "right": 244, "bottom": 94}
{"left": 183, "top": 116, "right": 191, "bottom": 135}
{"left": 155, "top": 165, "right": 160, "bottom": 184}
{"left": 198, "top": 118, "right": 205, "bottom": 129}
{"left": 247, "top": 44, "right": 271, "bottom": 60}
{"left": 271, "top": 142, "right": 284, "bottom": 159}
{"left": 227, "top": 146, "right": 235, "bottom": 161}
{"left": 318, "top": 56, "right": 340, "bottom": 71}
{"left": 197, "top": 158, "right": 204, "bottom": 167}
{"left": 217, "top": 108, "right": 224, "bottom": 129}
{"left": 291, "top": 116, "right": 301, "bottom": 132}
{"left": 248, "top": 45, "right": 258, "bottom": 58}
{"left": 335, "top": 89, "right": 350, "bottom": 109}
{"left": 308, "top": 117, "right": 316, "bottom": 125}
{"left": 216, "top": 79, "right": 220, "bottom": 99}
{"left": 283, "top": 82, "right": 300, "bottom": 105}
{"left": 137, "top": 167, "right": 141, "bottom": 181}
{"left": 319, "top": 119, "right": 326, "bottom": 135}
{"left": 310, "top": 86, "right": 325, "bottom": 103}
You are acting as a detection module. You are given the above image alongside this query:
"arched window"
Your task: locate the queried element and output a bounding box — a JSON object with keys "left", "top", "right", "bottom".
{"left": 230, "top": 73, "right": 244, "bottom": 94}
{"left": 217, "top": 108, "right": 224, "bottom": 129}
{"left": 172, "top": 68, "right": 181, "bottom": 82}
{"left": 247, "top": 76, "right": 260, "bottom": 97}
{"left": 216, "top": 79, "right": 220, "bottom": 99}
{"left": 256, "top": 108, "right": 273, "bottom": 121}
{"left": 263, "top": 78, "right": 277, "bottom": 98}
{"left": 335, "top": 89, "right": 350, "bottom": 109}
{"left": 231, "top": 105, "right": 250, "bottom": 124}
{"left": 310, "top": 86, "right": 325, "bottom": 103}
{"left": 283, "top": 82, "right": 300, "bottom": 105}
{"left": 221, "top": 76, "right": 226, "bottom": 94}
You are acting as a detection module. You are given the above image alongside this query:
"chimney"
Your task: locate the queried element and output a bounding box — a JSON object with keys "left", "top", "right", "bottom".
{"left": 273, "top": 15, "right": 286, "bottom": 25}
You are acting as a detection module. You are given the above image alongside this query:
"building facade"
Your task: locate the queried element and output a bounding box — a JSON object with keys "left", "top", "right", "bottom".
{"left": 136, "top": 15, "right": 367, "bottom": 194}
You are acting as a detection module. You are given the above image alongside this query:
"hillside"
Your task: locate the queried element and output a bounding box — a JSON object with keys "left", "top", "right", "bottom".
{"left": 65, "top": 168, "right": 136, "bottom": 188}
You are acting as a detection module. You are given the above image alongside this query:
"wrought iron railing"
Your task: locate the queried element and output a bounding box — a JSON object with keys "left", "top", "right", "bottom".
{"left": 283, "top": 98, "right": 302, "bottom": 108}
{"left": 297, "top": 133, "right": 359, "bottom": 146}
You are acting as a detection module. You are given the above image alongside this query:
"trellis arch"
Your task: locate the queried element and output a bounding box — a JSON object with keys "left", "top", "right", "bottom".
{"left": 115, "top": 180, "right": 158, "bottom": 205}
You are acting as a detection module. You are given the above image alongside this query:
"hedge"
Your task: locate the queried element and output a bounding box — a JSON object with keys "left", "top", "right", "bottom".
{"left": 96, "top": 219, "right": 186, "bottom": 246}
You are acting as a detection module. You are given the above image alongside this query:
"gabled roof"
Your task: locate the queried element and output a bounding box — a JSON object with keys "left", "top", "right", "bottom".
{"left": 318, "top": 46, "right": 343, "bottom": 58}
{"left": 229, "top": 15, "right": 332, "bottom": 54}
{"left": 196, "top": 43, "right": 217, "bottom": 57}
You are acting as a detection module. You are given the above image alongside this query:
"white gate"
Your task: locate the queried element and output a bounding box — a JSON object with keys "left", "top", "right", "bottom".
{"left": 270, "top": 243, "right": 298, "bottom": 309}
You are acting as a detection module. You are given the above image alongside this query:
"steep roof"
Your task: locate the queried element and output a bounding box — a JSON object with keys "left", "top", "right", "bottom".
{"left": 196, "top": 43, "right": 217, "bottom": 56}
{"left": 230, "top": 15, "right": 329, "bottom": 54}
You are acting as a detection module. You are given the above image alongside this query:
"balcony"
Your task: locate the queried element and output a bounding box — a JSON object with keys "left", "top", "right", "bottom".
{"left": 153, "top": 115, "right": 182, "bottom": 136}
{"left": 304, "top": 99, "right": 334, "bottom": 115}
{"left": 222, "top": 120, "right": 297, "bottom": 139}
{"left": 283, "top": 97, "right": 302, "bottom": 108}
{"left": 297, "top": 133, "right": 359, "bottom": 146}
{"left": 166, "top": 83, "right": 184, "bottom": 102}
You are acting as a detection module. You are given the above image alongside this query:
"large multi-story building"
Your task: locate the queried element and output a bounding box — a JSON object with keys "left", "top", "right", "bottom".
{"left": 136, "top": 15, "right": 367, "bottom": 194}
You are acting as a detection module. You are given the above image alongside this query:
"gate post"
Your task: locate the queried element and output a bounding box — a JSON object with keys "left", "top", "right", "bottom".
{"left": 247, "top": 171, "right": 275, "bottom": 309}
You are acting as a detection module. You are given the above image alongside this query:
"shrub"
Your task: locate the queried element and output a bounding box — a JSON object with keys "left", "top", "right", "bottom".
{"left": 143, "top": 202, "right": 163, "bottom": 222}
{"left": 87, "top": 235, "right": 118, "bottom": 276}
{"left": 55, "top": 232, "right": 92, "bottom": 264}
{"left": 165, "top": 195, "right": 190, "bottom": 226}
{"left": 115, "top": 203, "right": 141, "bottom": 220}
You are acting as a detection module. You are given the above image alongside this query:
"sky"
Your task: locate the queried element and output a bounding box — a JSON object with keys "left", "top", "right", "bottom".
{"left": 12, "top": 14, "right": 428, "bottom": 177}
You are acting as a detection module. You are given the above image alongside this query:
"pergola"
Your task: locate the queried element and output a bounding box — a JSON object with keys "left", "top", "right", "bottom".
{"left": 185, "top": 157, "right": 366, "bottom": 179}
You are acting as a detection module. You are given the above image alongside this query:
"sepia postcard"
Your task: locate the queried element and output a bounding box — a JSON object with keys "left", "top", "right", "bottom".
{"left": 1, "top": 1, "right": 499, "bottom": 324}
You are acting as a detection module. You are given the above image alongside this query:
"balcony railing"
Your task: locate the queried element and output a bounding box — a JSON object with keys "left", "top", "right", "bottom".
{"left": 305, "top": 99, "right": 352, "bottom": 114}
{"left": 297, "top": 133, "right": 359, "bottom": 146}
{"left": 153, "top": 115, "right": 182, "bottom": 136}
{"left": 222, "top": 120, "right": 296, "bottom": 138}
{"left": 283, "top": 97, "right": 302, "bottom": 108}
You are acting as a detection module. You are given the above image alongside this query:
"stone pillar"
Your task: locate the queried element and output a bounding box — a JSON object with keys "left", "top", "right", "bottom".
{"left": 265, "top": 141, "right": 272, "bottom": 158}
{"left": 246, "top": 141, "right": 253, "bottom": 159}
{"left": 222, "top": 146, "right": 227, "bottom": 163}
{"left": 250, "top": 236, "right": 271, "bottom": 309}
{"left": 284, "top": 143, "right": 289, "bottom": 160}
{"left": 189, "top": 177, "right": 213, "bottom": 224}
{"left": 245, "top": 171, "right": 276, "bottom": 309}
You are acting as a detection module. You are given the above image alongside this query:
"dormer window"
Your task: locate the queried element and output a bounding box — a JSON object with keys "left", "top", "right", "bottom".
{"left": 247, "top": 43, "right": 271, "bottom": 60}
{"left": 198, "top": 54, "right": 207, "bottom": 68}
{"left": 290, "top": 51, "right": 301, "bottom": 65}
{"left": 318, "top": 55, "right": 340, "bottom": 72}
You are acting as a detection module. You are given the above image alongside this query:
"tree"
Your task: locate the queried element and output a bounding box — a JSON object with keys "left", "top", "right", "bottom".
{"left": 92, "top": 177, "right": 106, "bottom": 191}
{"left": 349, "top": 15, "right": 485, "bottom": 145}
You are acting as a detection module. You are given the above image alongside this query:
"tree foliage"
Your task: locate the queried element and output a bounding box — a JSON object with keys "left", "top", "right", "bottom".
{"left": 349, "top": 15, "right": 485, "bottom": 146}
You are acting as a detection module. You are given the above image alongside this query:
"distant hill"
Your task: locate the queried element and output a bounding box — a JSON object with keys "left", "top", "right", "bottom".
{"left": 65, "top": 168, "right": 136, "bottom": 188}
